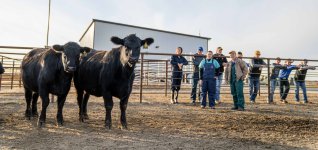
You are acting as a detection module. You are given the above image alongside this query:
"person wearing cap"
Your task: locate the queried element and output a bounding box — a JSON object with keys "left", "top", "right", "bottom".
{"left": 170, "top": 47, "right": 189, "bottom": 104}
{"left": 268, "top": 57, "right": 287, "bottom": 104}
{"left": 248, "top": 50, "right": 267, "bottom": 103}
{"left": 213, "top": 47, "right": 228, "bottom": 104}
{"left": 190, "top": 47, "right": 205, "bottom": 104}
{"left": 225, "top": 51, "right": 248, "bottom": 111}
{"left": 294, "top": 59, "right": 316, "bottom": 103}
{"left": 198, "top": 50, "right": 220, "bottom": 109}
{"left": 279, "top": 59, "right": 300, "bottom": 103}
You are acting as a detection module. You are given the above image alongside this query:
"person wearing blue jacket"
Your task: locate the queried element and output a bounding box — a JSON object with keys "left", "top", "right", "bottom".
{"left": 279, "top": 59, "right": 299, "bottom": 103}
{"left": 170, "top": 47, "right": 188, "bottom": 104}
{"left": 199, "top": 50, "right": 220, "bottom": 109}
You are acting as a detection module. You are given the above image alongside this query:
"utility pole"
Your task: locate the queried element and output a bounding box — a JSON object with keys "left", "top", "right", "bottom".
{"left": 45, "top": 0, "right": 51, "bottom": 48}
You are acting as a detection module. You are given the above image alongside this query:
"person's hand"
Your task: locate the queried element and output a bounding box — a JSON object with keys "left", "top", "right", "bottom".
{"left": 199, "top": 80, "right": 202, "bottom": 85}
{"left": 178, "top": 63, "right": 183, "bottom": 70}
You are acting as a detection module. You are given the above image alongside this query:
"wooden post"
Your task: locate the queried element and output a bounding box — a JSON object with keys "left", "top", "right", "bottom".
{"left": 139, "top": 54, "right": 144, "bottom": 103}
{"left": 267, "top": 59, "right": 271, "bottom": 102}
{"left": 11, "top": 61, "right": 15, "bottom": 89}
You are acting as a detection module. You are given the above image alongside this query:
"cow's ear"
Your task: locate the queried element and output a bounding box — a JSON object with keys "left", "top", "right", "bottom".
{"left": 111, "top": 36, "right": 124, "bottom": 45}
{"left": 80, "top": 47, "right": 91, "bottom": 53}
{"left": 141, "top": 38, "right": 154, "bottom": 46}
{"left": 53, "top": 44, "right": 64, "bottom": 52}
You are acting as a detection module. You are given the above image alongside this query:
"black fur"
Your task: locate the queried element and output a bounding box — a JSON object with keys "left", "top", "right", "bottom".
{"left": 21, "top": 42, "right": 91, "bottom": 127}
{"left": 74, "top": 34, "right": 154, "bottom": 129}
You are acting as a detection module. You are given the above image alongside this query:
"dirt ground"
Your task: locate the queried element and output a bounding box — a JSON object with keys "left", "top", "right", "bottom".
{"left": 1, "top": 88, "right": 318, "bottom": 150}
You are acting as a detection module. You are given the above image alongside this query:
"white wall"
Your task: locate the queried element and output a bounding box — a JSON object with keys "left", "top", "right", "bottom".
{"left": 92, "top": 22, "right": 208, "bottom": 60}
{"left": 79, "top": 23, "right": 95, "bottom": 48}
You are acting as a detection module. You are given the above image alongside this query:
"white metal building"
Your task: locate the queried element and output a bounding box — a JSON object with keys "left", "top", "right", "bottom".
{"left": 79, "top": 19, "right": 211, "bottom": 59}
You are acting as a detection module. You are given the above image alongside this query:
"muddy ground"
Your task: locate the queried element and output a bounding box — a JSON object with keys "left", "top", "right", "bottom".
{"left": 1, "top": 88, "right": 318, "bottom": 150}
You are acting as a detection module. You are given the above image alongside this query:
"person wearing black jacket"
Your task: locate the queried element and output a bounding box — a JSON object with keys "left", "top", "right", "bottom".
{"left": 294, "top": 59, "right": 316, "bottom": 103}
{"left": 190, "top": 47, "right": 205, "bottom": 104}
{"left": 249, "top": 50, "right": 266, "bottom": 103}
{"left": 213, "top": 47, "right": 228, "bottom": 104}
{"left": 170, "top": 47, "right": 188, "bottom": 104}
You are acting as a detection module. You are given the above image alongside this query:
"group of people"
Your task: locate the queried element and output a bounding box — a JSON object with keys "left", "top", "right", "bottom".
{"left": 170, "top": 47, "right": 316, "bottom": 110}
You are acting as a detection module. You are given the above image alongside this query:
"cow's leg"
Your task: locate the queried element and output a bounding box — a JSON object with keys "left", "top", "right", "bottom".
{"left": 31, "top": 93, "right": 39, "bottom": 117}
{"left": 24, "top": 88, "right": 32, "bottom": 120}
{"left": 83, "top": 93, "right": 90, "bottom": 120}
{"left": 56, "top": 94, "right": 67, "bottom": 126}
{"left": 103, "top": 93, "right": 113, "bottom": 129}
{"left": 38, "top": 90, "right": 50, "bottom": 127}
{"left": 120, "top": 96, "right": 129, "bottom": 129}
{"left": 76, "top": 89, "right": 84, "bottom": 122}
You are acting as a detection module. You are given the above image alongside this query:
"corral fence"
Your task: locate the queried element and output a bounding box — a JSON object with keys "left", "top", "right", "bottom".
{"left": 0, "top": 46, "right": 318, "bottom": 103}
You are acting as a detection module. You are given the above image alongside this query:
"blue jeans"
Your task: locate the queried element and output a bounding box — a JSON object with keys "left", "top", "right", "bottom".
{"left": 295, "top": 81, "right": 307, "bottom": 102}
{"left": 249, "top": 77, "right": 260, "bottom": 101}
{"left": 215, "top": 73, "right": 223, "bottom": 101}
{"left": 269, "top": 79, "right": 277, "bottom": 102}
{"left": 190, "top": 72, "right": 200, "bottom": 102}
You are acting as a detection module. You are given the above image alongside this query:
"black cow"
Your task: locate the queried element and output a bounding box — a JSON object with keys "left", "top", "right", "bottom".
{"left": 74, "top": 34, "right": 154, "bottom": 129}
{"left": 21, "top": 42, "right": 90, "bottom": 127}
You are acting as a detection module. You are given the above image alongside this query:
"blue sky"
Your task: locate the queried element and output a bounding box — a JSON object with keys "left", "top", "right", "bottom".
{"left": 0, "top": 0, "right": 318, "bottom": 59}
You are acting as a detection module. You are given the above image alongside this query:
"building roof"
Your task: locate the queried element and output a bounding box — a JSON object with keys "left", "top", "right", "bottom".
{"left": 79, "top": 19, "right": 211, "bottom": 42}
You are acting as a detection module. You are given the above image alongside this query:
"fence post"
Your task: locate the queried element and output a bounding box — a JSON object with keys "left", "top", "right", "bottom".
{"left": 267, "top": 58, "right": 271, "bottom": 102}
{"left": 19, "top": 69, "right": 22, "bottom": 87}
{"left": 165, "top": 60, "right": 168, "bottom": 97}
{"left": 11, "top": 60, "right": 15, "bottom": 89}
{"left": 147, "top": 61, "right": 149, "bottom": 85}
{"left": 139, "top": 53, "right": 144, "bottom": 103}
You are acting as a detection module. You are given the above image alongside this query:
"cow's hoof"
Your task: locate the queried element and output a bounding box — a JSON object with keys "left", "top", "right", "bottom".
{"left": 57, "top": 121, "right": 64, "bottom": 127}
{"left": 32, "top": 111, "right": 39, "bottom": 117}
{"left": 105, "top": 122, "right": 112, "bottom": 130}
{"left": 37, "top": 120, "right": 45, "bottom": 128}
{"left": 57, "top": 117, "right": 64, "bottom": 127}
{"left": 79, "top": 116, "right": 84, "bottom": 122}
{"left": 121, "top": 124, "right": 128, "bottom": 130}
{"left": 83, "top": 114, "right": 89, "bottom": 120}
{"left": 25, "top": 110, "right": 32, "bottom": 120}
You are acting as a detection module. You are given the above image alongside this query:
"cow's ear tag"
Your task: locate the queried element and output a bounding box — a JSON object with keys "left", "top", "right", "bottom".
{"left": 143, "top": 42, "right": 148, "bottom": 49}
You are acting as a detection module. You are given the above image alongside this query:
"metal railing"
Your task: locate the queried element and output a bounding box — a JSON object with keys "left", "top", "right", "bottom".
{"left": 0, "top": 47, "right": 317, "bottom": 104}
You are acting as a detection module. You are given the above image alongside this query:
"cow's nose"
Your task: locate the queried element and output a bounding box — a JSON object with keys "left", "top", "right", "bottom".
{"left": 67, "top": 66, "right": 76, "bottom": 72}
{"left": 129, "top": 57, "right": 138, "bottom": 62}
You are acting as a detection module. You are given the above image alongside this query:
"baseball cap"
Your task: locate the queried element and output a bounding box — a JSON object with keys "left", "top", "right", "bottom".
{"left": 198, "top": 47, "right": 203, "bottom": 51}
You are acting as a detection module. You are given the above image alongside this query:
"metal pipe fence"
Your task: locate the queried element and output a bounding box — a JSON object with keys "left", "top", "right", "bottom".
{"left": 0, "top": 47, "right": 317, "bottom": 105}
